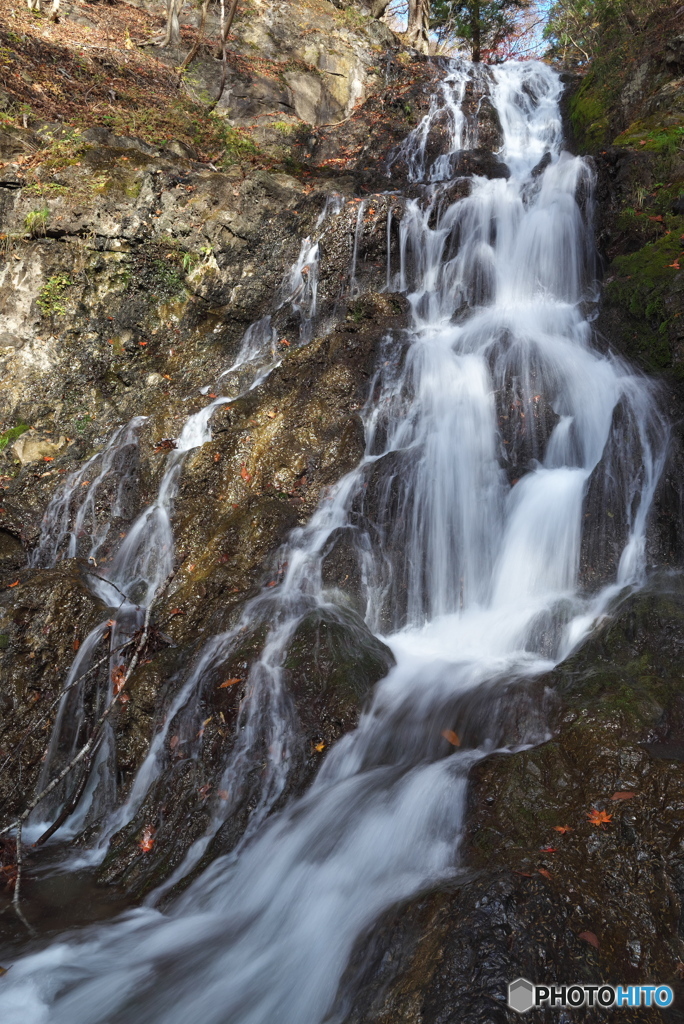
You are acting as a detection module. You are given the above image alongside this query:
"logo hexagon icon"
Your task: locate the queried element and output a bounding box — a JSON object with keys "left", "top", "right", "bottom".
{"left": 508, "top": 977, "right": 535, "bottom": 1014}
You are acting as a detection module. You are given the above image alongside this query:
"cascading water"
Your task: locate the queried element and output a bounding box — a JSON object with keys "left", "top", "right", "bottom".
{"left": 0, "top": 60, "right": 670, "bottom": 1024}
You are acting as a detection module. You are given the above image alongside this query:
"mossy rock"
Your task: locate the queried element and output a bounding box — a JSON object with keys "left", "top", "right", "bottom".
{"left": 285, "top": 605, "right": 395, "bottom": 744}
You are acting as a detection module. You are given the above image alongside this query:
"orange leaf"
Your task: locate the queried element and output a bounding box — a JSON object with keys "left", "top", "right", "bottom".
{"left": 314, "top": 742, "right": 325, "bottom": 752}
{"left": 279, "top": 338, "right": 290, "bottom": 347}
{"left": 73, "top": 639, "right": 80, "bottom": 651}
{"left": 668, "top": 261, "right": 680, "bottom": 269}
{"left": 8, "top": 580, "right": 19, "bottom": 588}
{"left": 441, "top": 729, "right": 461, "bottom": 746}
{"left": 119, "top": 692, "right": 130, "bottom": 704}
{"left": 579, "top": 930, "right": 599, "bottom": 948}
{"left": 610, "top": 791, "right": 636, "bottom": 801}
{"left": 539, "top": 846, "right": 557, "bottom": 853}
{"left": 138, "top": 826, "right": 155, "bottom": 853}
{"left": 537, "top": 868, "right": 552, "bottom": 879}
{"left": 552, "top": 825, "right": 574, "bottom": 834}
{"left": 240, "top": 465, "right": 252, "bottom": 482}
{"left": 219, "top": 678, "right": 242, "bottom": 688}
{"left": 42, "top": 456, "right": 54, "bottom": 462}
{"left": 586, "top": 808, "right": 612, "bottom": 826}
{"left": 111, "top": 665, "right": 126, "bottom": 695}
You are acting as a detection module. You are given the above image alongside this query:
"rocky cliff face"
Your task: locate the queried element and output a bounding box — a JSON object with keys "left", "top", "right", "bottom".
{"left": 0, "top": 0, "right": 449, "bottom": 909}
{"left": 567, "top": 7, "right": 684, "bottom": 390}
{"left": 1, "top": 2, "right": 684, "bottom": 1019}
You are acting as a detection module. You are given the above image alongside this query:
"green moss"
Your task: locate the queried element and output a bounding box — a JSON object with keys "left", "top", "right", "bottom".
{"left": 22, "top": 182, "right": 70, "bottom": 198}
{"left": 151, "top": 259, "right": 184, "bottom": 298}
{"left": 37, "top": 274, "right": 73, "bottom": 316}
{"left": 0, "top": 634, "right": 9, "bottom": 651}
{"left": 0, "top": 423, "right": 29, "bottom": 451}
{"left": 613, "top": 119, "right": 684, "bottom": 154}
{"left": 604, "top": 225, "right": 684, "bottom": 369}
{"left": 569, "top": 73, "right": 610, "bottom": 150}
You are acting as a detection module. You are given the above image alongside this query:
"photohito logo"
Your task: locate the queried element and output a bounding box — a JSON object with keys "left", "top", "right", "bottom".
{"left": 507, "top": 978, "right": 674, "bottom": 1013}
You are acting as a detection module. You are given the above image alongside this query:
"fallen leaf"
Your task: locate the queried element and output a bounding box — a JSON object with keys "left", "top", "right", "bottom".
{"left": 267, "top": 410, "right": 277, "bottom": 418}
{"left": 442, "top": 729, "right": 461, "bottom": 746}
{"left": 611, "top": 791, "right": 636, "bottom": 801}
{"left": 73, "top": 639, "right": 80, "bottom": 651}
{"left": 207, "top": 393, "right": 217, "bottom": 398}
{"left": 170, "top": 735, "right": 180, "bottom": 749}
{"left": 7, "top": 580, "right": 19, "bottom": 588}
{"left": 279, "top": 337, "right": 290, "bottom": 346}
{"left": 170, "top": 608, "right": 185, "bottom": 616}
{"left": 219, "top": 678, "right": 242, "bottom": 688}
{"left": 119, "top": 692, "right": 130, "bottom": 704}
{"left": 668, "top": 260, "right": 680, "bottom": 269}
{"left": 539, "top": 846, "right": 558, "bottom": 853}
{"left": 202, "top": 716, "right": 212, "bottom": 727}
{"left": 552, "top": 825, "right": 574, "bottom": 834}
{"left": 138, "top": 826, "right": 155, "bottom": 853}
{"left": 42, "top": 456, "right": 54, "bottom": 462}
{"left": 198, "top": 784, "right": 212, "bottom": 799}
{"left": 314, "top": 742, "right": 325, "bottom": 752}
{"left": 240, "top": 465, "right": 252, "bottom": 482}
{"left": 217, "top": 790, "right": 230, "bottom": 800}
{"left": 111, "top": 665, "right": 126, "bottom": 695}
{"left": 214, "top": 452, "right": 221, "bottom": 462}
{"left": 579, "top": 930, "right": 600, "bottom": 948}
{"left": 537, "top": 868, "right": 552, "bottom": 879}
{"left": 586, "top": 808, "right": 612, "bottom": 826}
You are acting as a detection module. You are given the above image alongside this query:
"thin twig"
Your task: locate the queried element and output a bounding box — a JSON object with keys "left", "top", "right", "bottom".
{"left": 0, "top": 633, "right": 135, "bottom": 784}
{"left": 12, "top": 821, "right": 22, "bottom": 910}
{"left": 0, "top": 571, "right": 175, "bottom": 846}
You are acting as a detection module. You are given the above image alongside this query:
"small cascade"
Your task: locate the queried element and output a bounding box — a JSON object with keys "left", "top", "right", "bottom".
{"left": 0, "top": 59, "right": 672, "bottom": 1024}
{"left": 22, "top": 195, "right": 345, "bottom": 847}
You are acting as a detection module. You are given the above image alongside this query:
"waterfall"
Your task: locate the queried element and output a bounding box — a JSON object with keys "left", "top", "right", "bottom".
{"left": 0, "top": 60, "right": 669, "bottom": 1024}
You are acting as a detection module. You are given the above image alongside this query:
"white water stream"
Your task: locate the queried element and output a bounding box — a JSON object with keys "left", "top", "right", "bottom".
{"left": 0, "top": 60, "right": 669, "bottom": 1023}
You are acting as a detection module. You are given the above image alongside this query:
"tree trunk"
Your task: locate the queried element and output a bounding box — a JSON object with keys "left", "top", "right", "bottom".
{"left": 471, "top": 0, "right": 481, "bottom": 61}
{"left": 406, "top": 0, "right": 430, "bottom": 53}
{"left": 162, "top": 0, "right": 184, "bottom": 47}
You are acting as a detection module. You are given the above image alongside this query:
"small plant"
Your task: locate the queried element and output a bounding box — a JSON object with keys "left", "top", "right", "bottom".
{"left": 24, "top": 207, "right": 50, "bottom": 236}
{"left": 0, "top": 423, "right": 30, "bottom": 452}
{"left": 182, "top": 251, "right": 198, "bottom": 273}
{"left": 23, "top": 182, "right": 70, "bottom": 198}
{"left": 75, "top": 415, "right": 92, "bottom": 432}
{"left": 37, "top": 275, "right": 72, "bottom": 316}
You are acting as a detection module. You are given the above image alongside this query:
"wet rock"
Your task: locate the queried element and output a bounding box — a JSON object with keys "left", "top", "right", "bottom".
{"left": 334, "top": 578, "right": 684, "bottom": 1022}
{"left": 11, "top": 431, "right": 68, "bottom": 465}
{"left": 0, "top": 561, "right": 103, "bottom": 819}
{"left": 284, "top": 605, "right": 395, "bottom": 753}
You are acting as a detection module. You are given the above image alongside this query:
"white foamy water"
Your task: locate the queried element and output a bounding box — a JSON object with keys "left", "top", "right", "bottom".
{"left": 0, "top": 61, "right": 669, "bottom": 1024}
